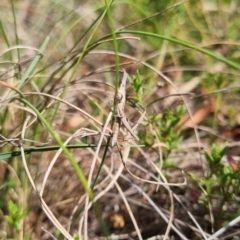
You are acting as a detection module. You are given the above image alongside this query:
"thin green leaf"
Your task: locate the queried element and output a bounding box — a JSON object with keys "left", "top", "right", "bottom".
{"left": 0, "top": 144, "right": 97, "bottom": 160}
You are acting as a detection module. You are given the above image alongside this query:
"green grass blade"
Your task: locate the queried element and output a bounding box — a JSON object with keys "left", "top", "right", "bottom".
{"left": 0, "top": 37, "right": 50, "bottom": 114}
{"left": 19, "top": 97, "right": 93, "bottom": 199}
{"left": 17, "top": 36, "right": 50, "bottom": 89}
{"left": 66, "top": 0, "right": 115, "bottom": 82}
{"left": 117, "top": 30, "right": 240, "bottom": 70}
{"left": 10, "top": 0, "right": 20, "bottom": 61}
{"left": 50, "top": 1, "right": 115, "bottom": 133}
{"left": 0, "top": 19, "right": 12, "bottom": 59}
{"left": 105, "top": 0, "right": 120, "bottom": 84}
{"left": 92, "top": 30, "right": 240, "bottom": 71}
{"left": 0, "top": 144, "right": 98, "bottom": 160}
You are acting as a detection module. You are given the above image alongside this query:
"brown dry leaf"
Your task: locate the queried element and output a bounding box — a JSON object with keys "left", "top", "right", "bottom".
{"left": 177, "top": 97, "right": 215, "bottom": 130}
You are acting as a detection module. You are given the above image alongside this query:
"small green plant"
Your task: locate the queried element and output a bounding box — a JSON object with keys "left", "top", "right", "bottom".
{"left": 73, "top": 234, "right": 80, "bottom": 240}
{"left": 6, "top": 200, "right": 27, "bottom": 233}
{"left": 205, "top": 144, "right": 228, "bottom": 175}
{"left": 158, "top": 106, "right": 184, "bottom": 159}
{"left": 191, "top": 144, "right": 240, "bottom": 227}
{"left": 128, "top": 70, "right": 144, "bottom": 104}
{"left": 143, "top": 105, "right": 184, "bottom": 159}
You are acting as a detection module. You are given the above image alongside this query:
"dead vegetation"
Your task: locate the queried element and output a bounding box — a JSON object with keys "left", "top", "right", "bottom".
{"left": 1, "top": 1, "right": 240, "bottom": 240}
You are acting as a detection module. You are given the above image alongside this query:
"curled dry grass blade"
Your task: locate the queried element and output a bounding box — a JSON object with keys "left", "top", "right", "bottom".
{"left": 18, "top": 97, "right": 92, "bottom": 198}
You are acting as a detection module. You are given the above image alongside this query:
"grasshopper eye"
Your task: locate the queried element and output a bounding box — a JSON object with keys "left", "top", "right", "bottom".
{"left": 117, "top": 93, "right": 123, "bottom": 102}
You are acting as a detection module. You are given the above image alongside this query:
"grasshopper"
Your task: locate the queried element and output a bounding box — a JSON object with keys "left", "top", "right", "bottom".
{"left": 111, "top": 70, "right": 140, "bottom": 147}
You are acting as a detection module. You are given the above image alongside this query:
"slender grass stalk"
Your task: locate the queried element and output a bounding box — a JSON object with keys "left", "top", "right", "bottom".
{"left": 10, "top": 0, "right": 20, "bottom": 62}
{"left": 16, "top": 37, "right": 50, "bottom": 89}
{"left": 19, "top": 97, "right": 93, "bottom": 199}
{"left": 105, "top": 0, "right": 120, "bottom": 87}
{"left": 0, "top": 144, "right": 98, "bottom": 160}
{"left": 0, "top": 19, "right": 12, "bottom": 59}
{"left": 50, "top": 1, "right": 115, "bottom": 134}
{"left": 61, "top": 0, "right": 115, "bottom": 88}
{"left": 118, "top": 30, "right": 240, "bottom": 70}
{"left": 0, "top": 37, "right": 50, "bottom": 114}
{"left": 94, "top": 30, "right": 240, "bottom": 70}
